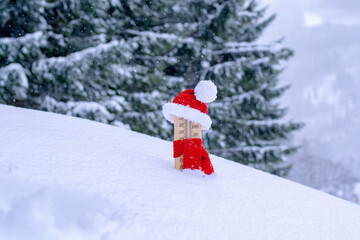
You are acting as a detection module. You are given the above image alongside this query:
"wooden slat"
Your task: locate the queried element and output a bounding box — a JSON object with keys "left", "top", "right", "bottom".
{"left": 174, "top": 117, "right": 185, "bottom": 170}
{"left": 174, "top": 117, "right": 202, "bottom": 171}
{"left": 190, "top": 121, "right": 201, "bottom": 139}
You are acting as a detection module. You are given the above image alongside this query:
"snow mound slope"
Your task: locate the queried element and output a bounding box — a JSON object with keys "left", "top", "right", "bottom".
{"left": 0, "top": 104, "right": 359, "bottom": 240}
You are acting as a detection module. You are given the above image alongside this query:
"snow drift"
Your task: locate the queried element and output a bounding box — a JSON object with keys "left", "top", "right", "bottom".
{"left": 0, "top": 104, "right": 359, "bottom": 240}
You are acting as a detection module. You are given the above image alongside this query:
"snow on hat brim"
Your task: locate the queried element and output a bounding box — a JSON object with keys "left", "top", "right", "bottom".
{"left": 162, "top": 103, "right": 212, "bottom": 130}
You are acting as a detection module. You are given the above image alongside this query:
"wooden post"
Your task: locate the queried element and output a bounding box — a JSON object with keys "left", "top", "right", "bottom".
{"left": 174, "top": 117, "right": 202, "bottom": 171}
{"left": 174, "top": 117, "right": 185, "bottom": 170}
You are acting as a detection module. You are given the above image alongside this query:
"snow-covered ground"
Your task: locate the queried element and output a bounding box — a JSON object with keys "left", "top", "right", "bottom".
{"left": 260, "top": 0, "right": 360, "bottom": 200}
{"left": 1, "top": 104, "right": 360, "bottom": 239}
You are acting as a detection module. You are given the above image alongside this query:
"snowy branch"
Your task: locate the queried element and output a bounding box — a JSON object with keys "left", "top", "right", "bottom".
{"left": 0, "top": 63, "right": 29, "bottom": 100}
{"left": 135, "top": 55, "right": 177, "bottom": 64}
{"left": 240, "top": 119, "right": 288, "bottom": 126}
{"left": 200, "top": 56, "right": 270, "bottom": 79}
{"left": 0, "top": 32, "right": 48, "bottom": 65}
{"left": 210, "top": 145, "right": 289, "bottom": 154}
{"left": 32, "top": 39, "right": 130, "bottom": 76}
{"left": 126, "top": 29, "right": 194, "bottom": 44}
{"left": 209, "top": 91, "right": 265, "bottom": 108}
{"left": 236, "top": 10, "right": 259, "bottom": 18}
{"left": 200, "top": 57, "right": 246, "bottom": 79}
{"left": 212, "top": 42, "right": 281, "bottom": 55}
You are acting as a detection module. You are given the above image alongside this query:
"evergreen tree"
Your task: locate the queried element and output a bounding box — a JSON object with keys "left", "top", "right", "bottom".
{"left": 162, "top": 0, "right": 303, "bottom": 175}
{"left": 0, "top": 0, "right": 182, "bottom": 139}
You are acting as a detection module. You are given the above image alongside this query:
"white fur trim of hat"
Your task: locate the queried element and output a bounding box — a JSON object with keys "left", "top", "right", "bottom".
{"left": 162, "top": 103, "right": 212, "bottom": 130}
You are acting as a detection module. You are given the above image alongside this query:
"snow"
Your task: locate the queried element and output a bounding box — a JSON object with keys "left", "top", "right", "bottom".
{"left": 0, "top": 31, "right": 48, "bottom": 65}
{"left": 210, "top": 90, "right": 265, "bottom": 108}
{"left": 32, "top": 40, "right": 128, "bottom": 73}
{"left": 0, "top": 104, "right": 360, "bottom": 240}
{"left": 126, "top": 29, "right": 194, "bottom": 45}
{"left": 218, "top": 42, "right": 282, "bottom": 54}
{"left": 0, "top": 31, "right": 43, "bottom": 45}
{"left": 200, "top": 58, "right": 245, "bottom": 80}
{"left": 126, "top": 29, "right": 178, "bottom": 41}
{"left": 0, "top": 63, "right": 29, "bottom": 100}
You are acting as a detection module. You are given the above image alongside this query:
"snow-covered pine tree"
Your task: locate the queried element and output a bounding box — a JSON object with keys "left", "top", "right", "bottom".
{"left": 162, "top": 0, "right": 303, "bottom": 175}
{"left": 0, "top": 0, "right": 182, "bottom": 139}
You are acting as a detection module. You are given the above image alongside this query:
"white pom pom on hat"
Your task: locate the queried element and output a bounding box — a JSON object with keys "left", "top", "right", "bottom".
{"left": 194, "top": 80, "right": 217, "bottom": 103}
{"left": 162, "top": 80, "right": 217, "bottom": 130}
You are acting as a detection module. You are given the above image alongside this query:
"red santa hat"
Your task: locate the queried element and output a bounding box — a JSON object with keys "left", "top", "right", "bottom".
{"left": 162, "top": 80, "right": 217, "bottom": 130}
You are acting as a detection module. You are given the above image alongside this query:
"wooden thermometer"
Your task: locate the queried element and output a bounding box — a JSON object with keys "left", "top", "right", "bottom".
{"left": 174, "top": 116, "right": 202, "bottom": 170}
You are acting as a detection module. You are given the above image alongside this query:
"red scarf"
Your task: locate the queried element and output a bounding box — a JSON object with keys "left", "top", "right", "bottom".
{"left": 174, "top": 138, "right": 214, "bottom": 175}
